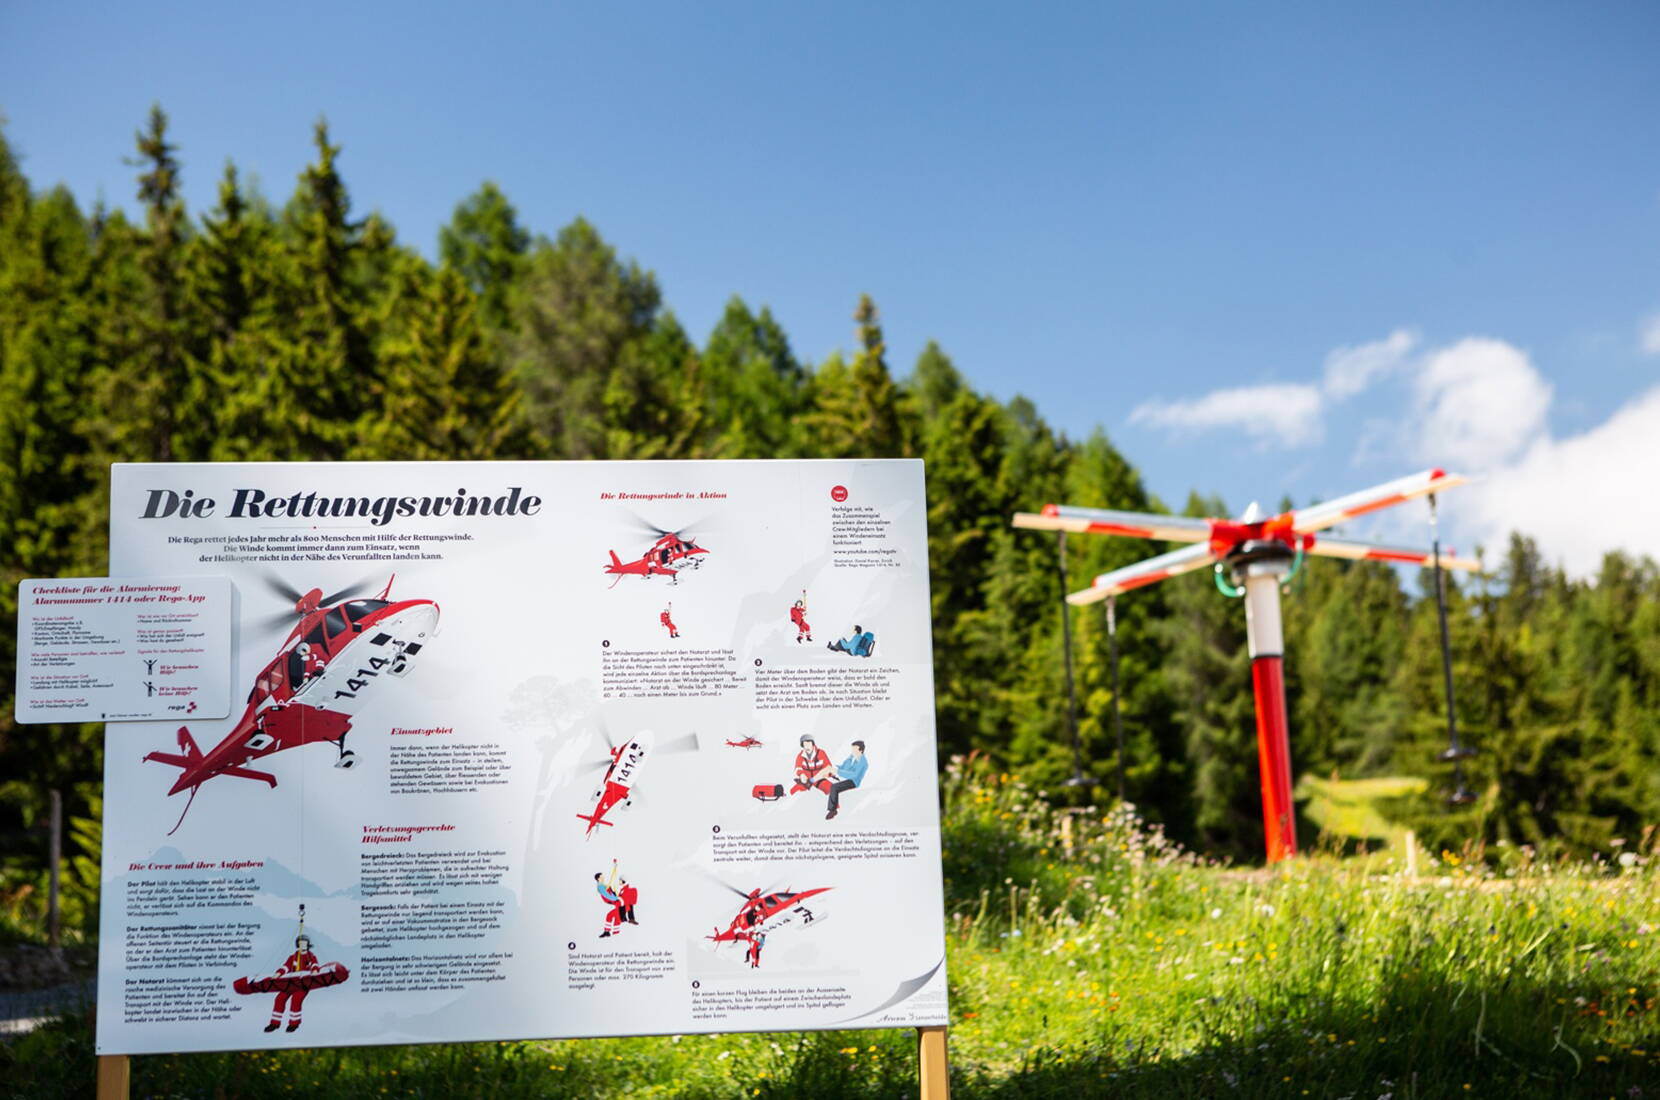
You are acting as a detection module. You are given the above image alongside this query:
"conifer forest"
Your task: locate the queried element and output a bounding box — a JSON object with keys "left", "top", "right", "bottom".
{"left": 3, "top": 106, "right": 1658, "bottom": 902}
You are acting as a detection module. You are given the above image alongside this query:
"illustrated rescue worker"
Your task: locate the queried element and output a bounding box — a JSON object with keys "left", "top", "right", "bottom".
{"left": 296, "top": 641, "right": 326, "bottom": 683}
{"left": 596, "top": 865, "right": 625, "bottom": 938}
{"left": 265, "top": 934, "right": 320, "bottom": 1033}
{"left": 745, "top": 930, "right": 767, "bottom": 968}
{"left": 790, "top": 598, "right": 812, "bottom": 643}
{"left": 619, "top": 878, "right": 639, "bottom": 924}
{"left": 660, "top": 603, "right": 680, "bottom": 639}
{"left": 791, "top": 735, "right": 833, "bottom": 795}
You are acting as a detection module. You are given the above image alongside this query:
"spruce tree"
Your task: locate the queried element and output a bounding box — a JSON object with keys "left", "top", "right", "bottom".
{"left": 508, "top": 217, "right": 661, "bottom": 459}
{"left": 803, "top": 294, "right": 904, "bottom": 458}
{"left": 373, "top": 261, "right": 534, "bottom": 460}
{"left": 440, "top": 181, "right": 529, "bottom": 337}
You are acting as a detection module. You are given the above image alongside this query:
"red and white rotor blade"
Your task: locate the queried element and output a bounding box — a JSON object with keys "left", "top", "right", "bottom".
{"left": 1012, "top": 506, "right": 1211, "bottom": 543}
{"left": 1065, "top": 543, "right": 1216, "bottom": 605}
{"left": 1306, "top": 536, "right": 1481, "bottom": 572}
{"left": 1290, "top": 469, "right": 1468, "bottom": 535}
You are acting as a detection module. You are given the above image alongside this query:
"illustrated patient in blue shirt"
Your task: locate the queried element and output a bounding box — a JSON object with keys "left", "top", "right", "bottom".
{"left": 825, "top": 740, "right": 868, "bottom": 820}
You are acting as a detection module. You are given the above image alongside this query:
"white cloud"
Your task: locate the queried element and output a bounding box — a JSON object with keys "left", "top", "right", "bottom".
{"left": 1641, "top": 313, "right": 1660, "bottom": 356}
{"left": 1322, "top": 328, "right": 1417, "bottom": 399}
{"left": 1411, "top": 338, "right": 1552, "bottom": 470}
{"left": 1129, "top": 383, "right": 1324, "bottom": 448}
{"left": 1129, "top": 329, "right": 1414, "bottom": 450}
{"left": 1459, "top": 386, "right": 1660, "bottom": 576}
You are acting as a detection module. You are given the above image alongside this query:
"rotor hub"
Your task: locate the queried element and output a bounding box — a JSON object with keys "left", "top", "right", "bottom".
{"left": 1222, "top": 539, "right": 1296, "bottom": 580}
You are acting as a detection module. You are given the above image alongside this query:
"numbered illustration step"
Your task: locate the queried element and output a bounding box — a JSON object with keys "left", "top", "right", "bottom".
{"left": 711, "top": 829, "right": 923, "bottom": 865}
{"left": 601, "top": 646, "right": 746, "bottom": 699}
{"left": 566, "top": 949, "right": 676, "bottom": 991}
{"left": 753, "top": 665, "right": 898, "bottom": 710}
{"left": 690, "top": 983, "right": 852, "bottom": 1021}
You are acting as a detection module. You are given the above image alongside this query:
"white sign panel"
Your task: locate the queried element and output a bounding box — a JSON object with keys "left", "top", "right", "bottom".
{"left": 97, "top": 460, "right": 949, "bottom": 1055}
{"left": 15, "top": 576, "right": 233, "bottom": 723}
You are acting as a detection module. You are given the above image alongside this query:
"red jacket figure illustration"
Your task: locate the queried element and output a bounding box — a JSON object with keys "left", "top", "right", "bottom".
{"left": 232, "top": 906, "right": 348, "bottom": 1034}
{"left": 790, "top": 597, "right": 812, "bottom": 643}
{"left": 791, "top": 736, "right": 833, "bottom": 794}
{"left": 660, "top": 604, "right": 680, "bottom": 639}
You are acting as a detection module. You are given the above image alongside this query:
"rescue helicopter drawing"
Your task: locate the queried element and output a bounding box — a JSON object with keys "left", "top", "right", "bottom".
{"left": 144, "top": 575, "right": 439, "bottom": 833}
{"left": 1014, "top": 468, "right": 1480, "bottom": 863}
{"left": 707, "top": 882, "right": 832, "bottom": 968}
{"left": 575, "top": 725, "right": 699, "bottom": 836}
{"left": 603, "top": 517, "right": 710, "bottom": 587}
{"left": 724, "top": 735, "right": 764, "bottom": 750}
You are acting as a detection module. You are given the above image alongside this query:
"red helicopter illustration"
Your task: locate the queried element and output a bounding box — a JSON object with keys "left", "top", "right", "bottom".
{"left": 707, "top": 882, "right": 832, "bottom": 969}
{"left": 144, "top": 575, "right": 439, "bottom": 833}
{"left": 575, "top": 725, "right": 699, "bottom": 836}
{"left": 724, "top": 735, "right": 764, "bottom": 750}
{"left": 603, "top": 517, "right": 710, "bottom": 587}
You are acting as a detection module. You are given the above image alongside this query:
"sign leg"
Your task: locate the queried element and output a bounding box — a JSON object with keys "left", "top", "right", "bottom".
{"left": 918, "top": 1025, "right": 950, "bottom": 1099}
{"left": 97, "top": 1054, "right": 130, "bottom": 1100}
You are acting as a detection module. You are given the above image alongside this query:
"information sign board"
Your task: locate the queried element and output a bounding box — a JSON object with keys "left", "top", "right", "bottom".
{"left": 15, "top": 576, "right": 233, "bottom": 723}
{"left": 96, "top": 460, "right": 949, "bottom": 1055}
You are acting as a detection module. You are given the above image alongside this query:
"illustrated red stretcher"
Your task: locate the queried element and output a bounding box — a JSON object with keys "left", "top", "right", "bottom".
{"left": 233, "top": 961, "right": 349, "bottom": 996}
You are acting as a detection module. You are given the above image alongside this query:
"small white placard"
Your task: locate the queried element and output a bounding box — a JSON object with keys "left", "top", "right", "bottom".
{"left": 14, "top": 576, "right": 234, "bottom": 723}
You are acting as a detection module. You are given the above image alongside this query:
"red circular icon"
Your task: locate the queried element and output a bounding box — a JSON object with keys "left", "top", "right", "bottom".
{"left": 830, "top": 485, "right": 849, "bottom": 502}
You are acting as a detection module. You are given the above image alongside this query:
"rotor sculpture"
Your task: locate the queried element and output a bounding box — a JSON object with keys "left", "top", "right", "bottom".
{"left": 1014, "top": 469, "right": 1479, "bottom": 862}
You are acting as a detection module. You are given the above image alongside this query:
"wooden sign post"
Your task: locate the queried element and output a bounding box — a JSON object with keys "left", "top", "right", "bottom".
{"left": 918, "top": 1025, "right": 951, "bottom": 1098}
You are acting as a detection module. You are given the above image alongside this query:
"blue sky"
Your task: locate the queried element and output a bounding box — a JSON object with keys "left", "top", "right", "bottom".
{"left": 5, "top": 2, "right": 1657, "bottom": 572}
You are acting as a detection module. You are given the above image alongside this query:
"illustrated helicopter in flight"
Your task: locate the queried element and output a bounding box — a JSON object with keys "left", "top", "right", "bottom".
{"left": 724, "top": 735, "right": 763, "bottom": 750}
{"left": 144, "top": 575, "right": 439, "bottom": 833}
{"left": 707, "top": 882, "right": 832, "bottom": 968}
{"left": 603, "top": 518, "right": 710, "bottom": 587}
{"left": 575, "top": 725, "right": 700, "bottom": 836}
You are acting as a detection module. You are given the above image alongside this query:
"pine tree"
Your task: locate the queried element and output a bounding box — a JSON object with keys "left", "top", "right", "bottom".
{"left": 440, "top": 181, "right": 529, "bottom": 337}
{"left": 700, "top": 297, "right": 807, "bottom": 457}
{"left": 803, "top": 294, "right": 904, "bottom": 457}
{"left": 0, "top": 140, "right": 105, "bottom": 843}
{"left": 372, "top": 261, "right": 534, "bottom": 460}
{"left": 87, "top": 106, "right": 200, "bottom": 463}
{"left": 1152, "top": 493, "right": 1258, "bottom": 855}
{"left": 186, "top": 162, "right": 287, "bottom": 460}
{"left": 508, "top": 217, "right": 661, "bottom": 459}
{"left": 264, "top": 119, "right": 376, "bottom": 460}
{"left": 604, "top": 310, "right": 705, "bottom": 459}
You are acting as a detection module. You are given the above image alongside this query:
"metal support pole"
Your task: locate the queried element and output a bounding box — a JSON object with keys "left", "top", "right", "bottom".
{"left": 1057, "top": 533, "right": 1087, "bottom": 787}
{"left": 1106, "top": 596, "right": 1125, "bottom": 802}
{"left": 1242, "top": 563, "right": 1298, "bottom": 862}
{"left": 1428, "top": 493, "right": 1476, "bottom": 803}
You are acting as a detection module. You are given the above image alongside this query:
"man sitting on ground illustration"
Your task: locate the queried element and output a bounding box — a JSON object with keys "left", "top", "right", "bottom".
{"left": 828, "top": 625, "right": 875, "bottom": 657}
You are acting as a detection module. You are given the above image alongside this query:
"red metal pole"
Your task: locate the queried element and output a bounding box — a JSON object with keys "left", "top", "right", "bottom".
{"left": 1250, "top": 655, "right": 1296, "bottom": 861}
{"left": 1242, "top": 570, "right": 1298, "bottom": 861}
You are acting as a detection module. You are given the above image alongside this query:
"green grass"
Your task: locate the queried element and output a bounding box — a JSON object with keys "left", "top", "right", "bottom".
{"left": 5, "top": 760, "right": 1658, "bottom": 1098}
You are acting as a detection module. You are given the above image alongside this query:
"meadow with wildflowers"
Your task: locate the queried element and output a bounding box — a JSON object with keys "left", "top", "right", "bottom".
{"left": 5, "top": 756, "right": 1658, "bottom": 1098}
